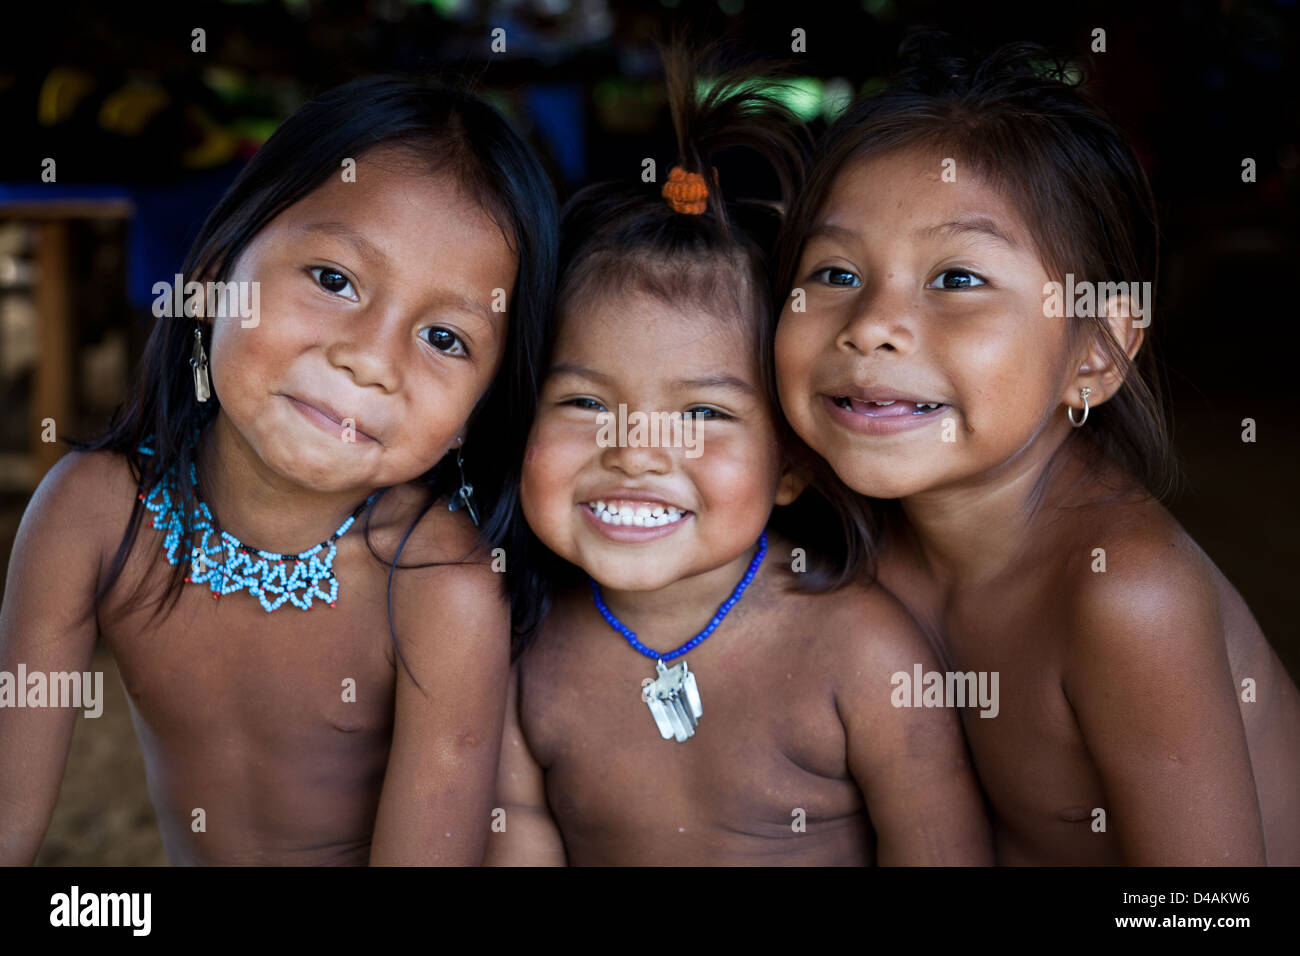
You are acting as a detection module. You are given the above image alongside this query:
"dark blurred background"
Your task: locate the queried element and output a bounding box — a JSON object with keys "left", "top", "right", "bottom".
{"left": 0, "top": 0, "right": 1295, "bottom": 864}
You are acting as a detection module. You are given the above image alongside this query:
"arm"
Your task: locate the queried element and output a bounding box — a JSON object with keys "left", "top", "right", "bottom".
{"left": 483, "top": 665, "right": 566, "bottom": 866}
{"left": 839, "top": 592, "right": 993, "bottom": 865}
{"left": 0, "top": 452, "right": 110, "bottom": 864}
{"left": 368, "top": 514, "right": 511, "bottom": 866}
{"left": 1065, "top": 554, "right": 1265, "bottom": 865}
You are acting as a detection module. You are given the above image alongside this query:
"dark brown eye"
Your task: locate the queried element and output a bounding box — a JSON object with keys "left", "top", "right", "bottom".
{"left": 423, "top": 327, "right": 466, "bottom": 356}
{"left": 813, "top": 267, "right": 861, "bottom": 287}
{"left": 929, "top": 269, "right": 986, "bottom": 290}
{"left": 310, "top": 267, "right": 355, "bottom": 297}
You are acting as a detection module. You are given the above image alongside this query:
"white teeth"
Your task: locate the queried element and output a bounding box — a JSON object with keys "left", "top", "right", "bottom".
{"left": 913, "top": 402, "right": 940, "bottom": 411}
{"left": 586, "top": 500, "right": 687, "bottom": 526}
{"left": 871, "top": 400, "right": 896, "bottom": 406}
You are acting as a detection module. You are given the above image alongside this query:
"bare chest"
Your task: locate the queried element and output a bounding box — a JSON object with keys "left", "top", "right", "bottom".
{"left": 99, "top": 545, "right": 399, "bottom": 750}
{"left": 879, "top": 559, "right": 1115, "bottom": 858}
{"left": 519, "top": 613, "right": 868, "bottom": 860}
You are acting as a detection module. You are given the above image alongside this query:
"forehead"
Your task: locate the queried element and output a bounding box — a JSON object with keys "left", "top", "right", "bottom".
{"left": 553, "top": 288, "right": 758, "bottom": 383}
{"left": 817, "top": 147, "right": 1034, "bottom": 248}
{"left": 274, "top": 149, "right": 514, "bottom": 266}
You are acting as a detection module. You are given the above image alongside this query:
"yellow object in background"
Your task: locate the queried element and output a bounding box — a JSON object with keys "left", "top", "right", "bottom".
{"left": 98, "top": 80, "right": 171, "bottom": 136}
{"left": 37, "top": 66, "right": 95, "bottom": 126}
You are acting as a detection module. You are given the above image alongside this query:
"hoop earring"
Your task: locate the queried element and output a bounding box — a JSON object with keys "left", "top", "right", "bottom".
{"left": 1067, "top": 386, "right": 1092, "bottom": 427}
{"left": 190, "top": 324, "right": 211, "bottom": 403}
{"left": 447, "top": 439, "right": 480, "bottom": 527}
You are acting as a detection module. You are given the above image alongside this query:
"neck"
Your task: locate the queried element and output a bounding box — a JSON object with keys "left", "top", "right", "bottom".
{"left": 594, "top": 536, "right": 764, "bottom": 655}
{"left": 195, "top": 412, "right": 377, "bottom": 554}
{"left": 898, "top": 426, "right": 1086, "bottom": 587}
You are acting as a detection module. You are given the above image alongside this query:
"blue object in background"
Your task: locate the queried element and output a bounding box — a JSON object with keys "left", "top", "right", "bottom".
{"left": 1, "top": 162, "right": 243, "bottom": 311}
{"left": 524, "top": 84, "right": 585, "bottom": 187}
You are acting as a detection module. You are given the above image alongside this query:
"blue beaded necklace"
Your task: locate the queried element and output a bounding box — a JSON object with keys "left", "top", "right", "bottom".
{"left": 139, "top": 439, "right": 377, "bottom": 612}
{"left": 589, "top": 531, "right": 767, "bottom": 742}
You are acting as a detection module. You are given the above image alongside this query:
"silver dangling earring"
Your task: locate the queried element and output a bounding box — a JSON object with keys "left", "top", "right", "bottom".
{"left": 1067, "top": 386, "right": 1092, "bottom": 427}
{"left": 447, "top": 438, "right": 480, "bottom": 526}
{"left": 190, "top": 324, "right": 211, "bottom": 403}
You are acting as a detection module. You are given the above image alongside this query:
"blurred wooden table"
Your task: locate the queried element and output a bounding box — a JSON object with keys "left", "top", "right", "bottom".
{"left": 0, "top": 192, "right": 133, "bottom": 480}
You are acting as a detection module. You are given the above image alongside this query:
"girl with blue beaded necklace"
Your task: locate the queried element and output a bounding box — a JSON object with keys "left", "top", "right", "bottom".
{"left": 485, "top": 47, "right": 992, "bottom": 866}
{"left": 0, "top": 77, "right": 557, "bottom": 865}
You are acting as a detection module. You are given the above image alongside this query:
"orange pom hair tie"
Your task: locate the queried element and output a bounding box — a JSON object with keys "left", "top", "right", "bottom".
{"left": 662, "top": 165, "right": 716, "bottom": 215}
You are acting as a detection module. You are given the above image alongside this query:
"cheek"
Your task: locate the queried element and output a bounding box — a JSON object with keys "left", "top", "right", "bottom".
{"left": 948, "top": 315, "right": 1069, "bottom": 415}
{"left": 774, "top": 315, "right": 814, "bottom": 401}
{"left": 208, "top": 318, "right": 281, "bottom": 412}
{"left": 521, "top": 423, "right": 585, "bottom": 520}
{"left": 692, "top": 430, "right": 782, "bottom": 507}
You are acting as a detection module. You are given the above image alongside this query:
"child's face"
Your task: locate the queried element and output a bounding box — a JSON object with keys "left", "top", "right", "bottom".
{"left": 522, "top": 289, "right": 793, "bottom": 593}
{"left": 776, "top": 148, "right": 1078, "bottom": 500}
{"left": 209, "top": 148, "right": 517, "bottom": 492}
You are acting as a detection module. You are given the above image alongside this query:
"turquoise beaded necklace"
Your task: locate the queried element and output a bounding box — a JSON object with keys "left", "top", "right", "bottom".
{"left": 139, "top": 438, "right": 377, "bottom": 612}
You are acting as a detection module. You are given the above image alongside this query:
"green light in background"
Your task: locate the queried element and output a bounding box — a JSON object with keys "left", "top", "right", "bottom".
{"left": 695, "top": 76, "right": 824, "bottom": 122}
{"left": 822, "top": 77, "right": 853, "bottom": 121}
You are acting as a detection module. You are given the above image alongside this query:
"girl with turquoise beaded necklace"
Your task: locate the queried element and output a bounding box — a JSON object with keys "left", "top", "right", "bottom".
{"left": 0, "top": 77, "right": 557, "bottom": 865}
{"left": 485, "top": 48, "right": 992, "bottom": 866}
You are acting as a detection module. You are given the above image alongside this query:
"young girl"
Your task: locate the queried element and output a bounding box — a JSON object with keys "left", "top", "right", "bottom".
{"left": 0, "top": 77, "right": 558, "bottom": 865}
{"left": 485, "top": 50, "right": 992, "bottom": 866}
{"left": 774, "top": 39, "right": 1300, "bottom": 865}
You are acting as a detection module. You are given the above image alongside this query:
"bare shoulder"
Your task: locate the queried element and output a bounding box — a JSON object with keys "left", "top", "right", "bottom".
{"left": 771, "top": 559, "right": 935, "bottom": 683}
{"left": 20, "top": 448, "right": 138, "bottom": 564}
{"left": 375, "top": 483, "right": 507, "bottom": 663}
{"left": 366, "top": 481, "right": 490, "bottom": 569}
{"left": 1061, "top": 495, "right": 1223, "bottom": 658}
{"left": 517, "top": 586, "right": 587, "bottom": 670}
{"left": 32, "top": 447, "right": 138, "bottom": 514}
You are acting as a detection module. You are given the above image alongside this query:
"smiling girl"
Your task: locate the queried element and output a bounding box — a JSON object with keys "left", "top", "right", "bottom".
{"left": 486, "top": 49, "right": 991, "bottom": 866}
{"left": 774, "top": 40, "right": 1300, "bottom": 865}
{"left": 0, "top": 77, "right": 558, "bottom": 865}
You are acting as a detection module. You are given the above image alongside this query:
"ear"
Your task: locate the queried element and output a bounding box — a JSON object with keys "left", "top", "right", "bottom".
{"left": 1063, "top": 292, "right": 1146, "bottom": 408}
{"left": 774, "top": 456, "right": 810, "bottom": 506}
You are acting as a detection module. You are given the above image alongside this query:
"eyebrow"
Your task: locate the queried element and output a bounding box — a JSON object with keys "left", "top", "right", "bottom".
{"left": 806, "top": 217, "right": 1019, "bottom": 250}
{"left": 548, "top": 361, "right": 614, "bottom": 385}
{"left": 547, "top": 363, "right": 756, "bottom": 395}
{"left": 296, "top": 221, "right": 387, "bottom": 266}
{"left": 670, "top": 373, "right": 757, "bottom": 395}
{"left": 918, "top": 217, "right": 1019, "bottom": 248}
{"left": 805, "top": 222, "right": 859, "bottom": 244}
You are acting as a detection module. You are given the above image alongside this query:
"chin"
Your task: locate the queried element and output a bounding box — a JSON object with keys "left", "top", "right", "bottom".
{"left": 821, "top": 458, "right": 928, "bottom": 501}
{"left": 266, "top": 444, "right": 369, "bottom": 491}
{"left": 588, "top": 562, "right": 682, "bottom": 593}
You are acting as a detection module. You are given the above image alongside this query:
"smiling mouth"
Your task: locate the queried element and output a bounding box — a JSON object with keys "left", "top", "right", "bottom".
{"left": 284, "top": 394, "right": 378, "bottom": 442}
{"left": 583, "top": 499, "right": 691, "bottom": 528}
{"left": 830, "top": 397, "right": 947, "bottom": 417}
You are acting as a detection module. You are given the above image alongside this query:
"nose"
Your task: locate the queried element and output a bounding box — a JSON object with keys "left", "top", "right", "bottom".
{"left": 835, "top": 274, "right": 919, "bottom": 355}
{"left": 599, "top": 427, "right": 675, "bottom": 478}
{"left": 324, "top": 299, "right": 403, "bottom": 392}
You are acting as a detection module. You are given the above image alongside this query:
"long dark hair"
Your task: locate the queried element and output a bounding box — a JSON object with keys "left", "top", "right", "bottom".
{"left": 76, "top": 75, "right": 559, "bottom": 655}
{"left": 775, "top": 35, "right": 1175, "bottom": 500}
{"left": 513, "top": 43, "right": 878, "bottom": 651}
